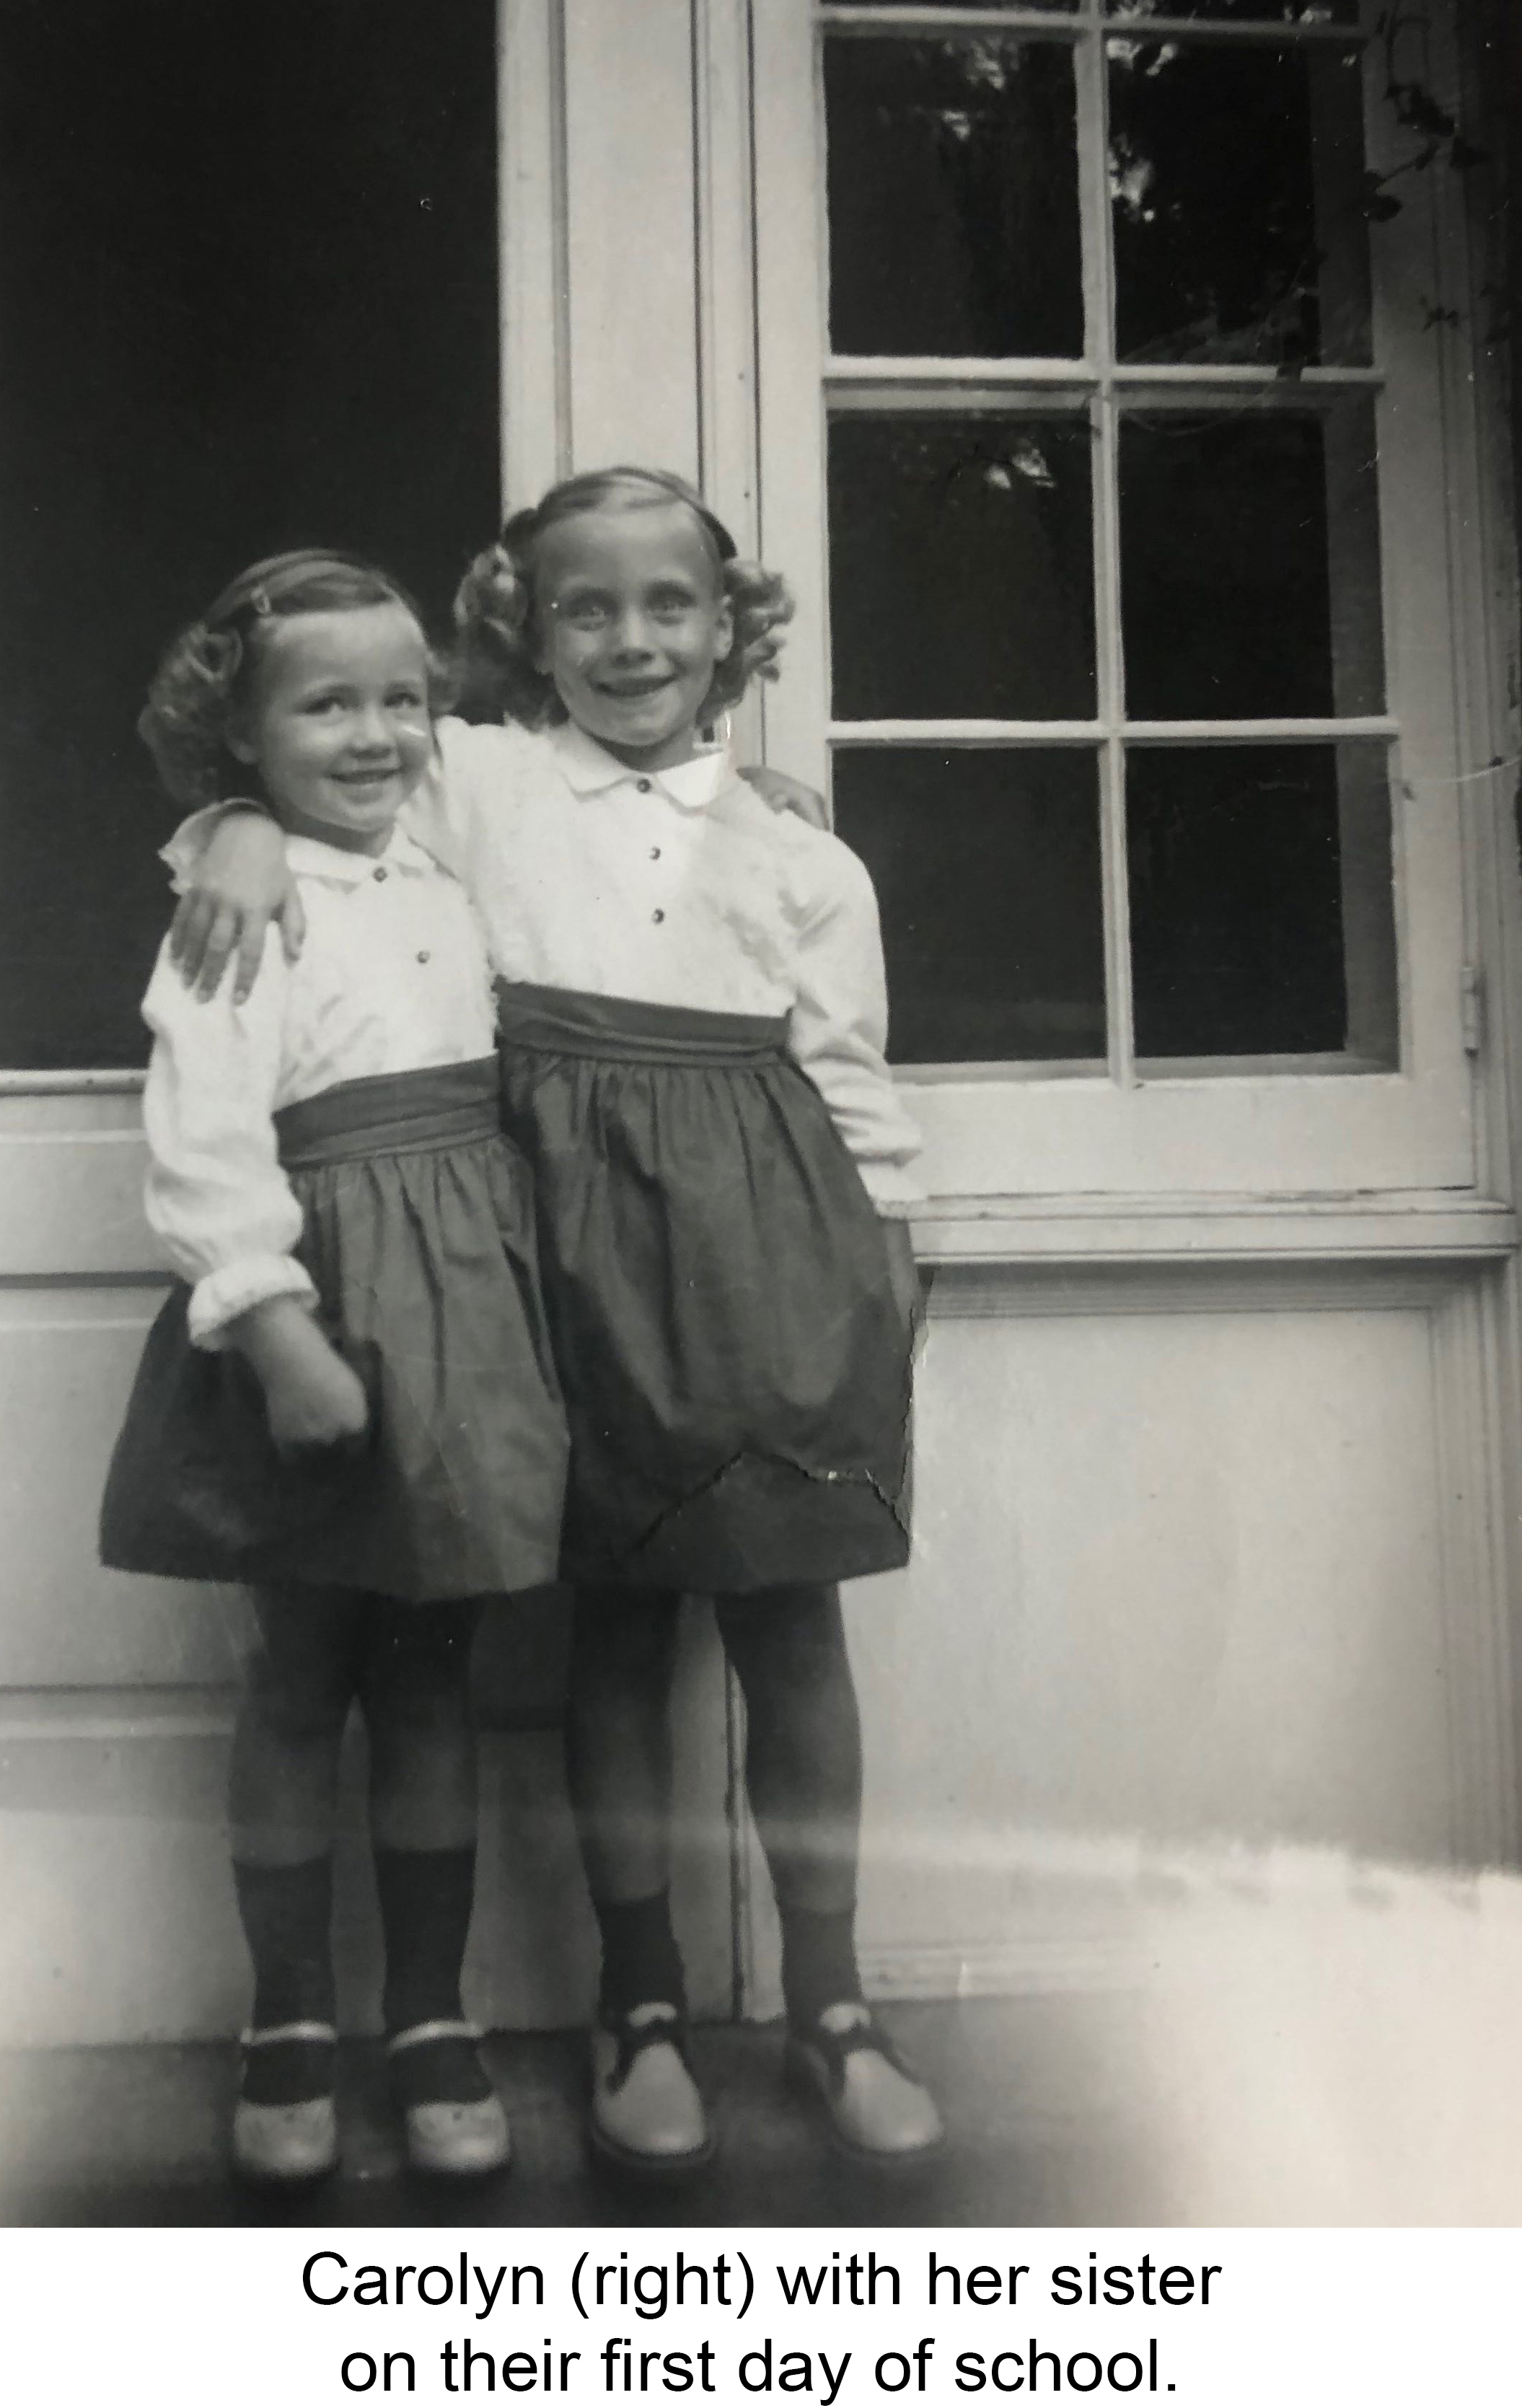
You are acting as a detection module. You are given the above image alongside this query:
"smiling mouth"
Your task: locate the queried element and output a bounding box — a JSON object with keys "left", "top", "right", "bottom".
{"left": 332, "top": 767, "right": 400, "bottom": 789}
{"left": 598, "top": 679, "right": 674, "bottom": 702}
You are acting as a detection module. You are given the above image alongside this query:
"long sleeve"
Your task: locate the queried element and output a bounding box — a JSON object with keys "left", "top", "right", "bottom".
{"left": 158, "top": 723, "right": 476, "bottom": 886}
{"left": 786, "top": 838, "right": 925, "bottom": 1217}
{"left": 139, "top": 934, "right": 317, "bottom": 1346}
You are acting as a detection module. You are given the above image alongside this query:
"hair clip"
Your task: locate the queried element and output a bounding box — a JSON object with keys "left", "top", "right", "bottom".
{"left": 249, "top": 585, "right": 272, "bottom": 618}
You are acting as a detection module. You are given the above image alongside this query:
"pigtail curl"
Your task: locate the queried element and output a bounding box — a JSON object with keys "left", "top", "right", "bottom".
{"left": 452, "top": 539, "right": 550, "bottom": 725}
{"left": 708, "top": 559, "right": 794, "bottom": 715}
{"left": 136, "top": 622, "right": 247, "bottom": 807}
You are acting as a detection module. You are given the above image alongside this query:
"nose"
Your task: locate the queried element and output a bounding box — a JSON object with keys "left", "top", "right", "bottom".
{"left": 349, "top": 701, "right": 395, "bottom": 752}
{"left": 609, "top": 605, "right": 658, "bottom": 659}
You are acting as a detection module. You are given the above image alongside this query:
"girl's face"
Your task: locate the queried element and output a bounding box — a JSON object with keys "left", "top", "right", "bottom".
{"left": 229, "top": 601, "right": 433, "bottom": 855}
{"left": 532, "top": 503, "right": 734, "bottom": 771}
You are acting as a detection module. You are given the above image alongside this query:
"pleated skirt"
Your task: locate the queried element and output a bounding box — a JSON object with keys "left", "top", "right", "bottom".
{"left": 496, "top": 984, "right": 913, "bottom": 1596}
{"left": 99, "top": 1057, "right": 569, "bottom": 1603}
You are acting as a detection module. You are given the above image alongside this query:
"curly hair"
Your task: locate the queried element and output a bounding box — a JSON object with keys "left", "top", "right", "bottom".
{"left": 452, "top": 467, "right": 794, "bottom": 731}
{"left": 139, "top": 547, "right": 454, "bottom": 808}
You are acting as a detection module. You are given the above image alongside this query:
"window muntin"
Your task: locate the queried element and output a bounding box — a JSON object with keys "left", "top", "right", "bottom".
{"left": 820, "top": 5, "right": 1399, "bottom": 1081}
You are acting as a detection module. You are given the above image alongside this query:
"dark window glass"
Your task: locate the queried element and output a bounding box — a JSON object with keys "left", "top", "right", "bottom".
{"left": 830, "top": 1, "right": 1076, "bottom": 10}
{"left": 0, "top": 0, "right": 499, "bottom": 1070}
{"left": 1127, "top": 744, "right": 1396, "bottom": 1062}
{"left": 1110, "top": 40, "right": 1368, "bottom": 367}
{"left": 834, "top": 749, "right": 1106, "bottom": 1064}
{"left": 830, "top": 416, "right": 1096, "bottom": 719}
{"left": 1109, "top": 1, "right": 1359, "bottom": 22}
{"left": 825, "top": 38, "right": 1083, "bottom": 358}
{"left": 1119, "top": 403, "right": 1384, "bottom": 719}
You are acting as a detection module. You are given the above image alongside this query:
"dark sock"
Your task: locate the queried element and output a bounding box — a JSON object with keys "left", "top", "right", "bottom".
{"left": 595, "top": 1889, "right": 687, "bottom": 2024}
{"left": 372, "top": 1845, "right": 490, "bottom": 2106}
{"left": 232, "top": 1856, "right": 336, "bottom": 2105}
{"left": 234, "top": 1856, "right": 335, "bottom": 2028}
{"left": 374, "top": 1844, "right": 476, "bottom": 2032}
{"left": 779, "top": 1903, "right": 861, "bottom": 2033}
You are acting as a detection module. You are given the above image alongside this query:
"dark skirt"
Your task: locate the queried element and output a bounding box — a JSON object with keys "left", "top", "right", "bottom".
{"left": 496, "top": 984, "right": 913, "bottom": 1595}
{"left": 100, "top": 1057, "right": 568, "bottom": 1603}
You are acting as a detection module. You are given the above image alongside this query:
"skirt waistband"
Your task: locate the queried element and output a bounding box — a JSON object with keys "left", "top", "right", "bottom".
{"left": 275, "top": 1058, "right": 501, "bottom": 1170}
{"left": 496, "top": 982, "right": 788, "bottom": 1069}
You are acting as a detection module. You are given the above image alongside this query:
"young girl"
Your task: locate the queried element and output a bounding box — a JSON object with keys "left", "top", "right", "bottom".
{"left": 170, "top": 471, "right": 944, "bottom": 2174}
{"left": 101, "top": 548, "right": 568, "bottom": 2184}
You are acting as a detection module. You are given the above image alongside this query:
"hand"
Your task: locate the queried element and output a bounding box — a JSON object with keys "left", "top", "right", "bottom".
{"left": 227, "top": 1296, "right": 371, "bottom": 1457}
{"left": 739, "top": 763, "right": 830, "bottom": 832}
{"left": 263, "top": 1346, "right": 371, "bottom": 1459}
{"left": 168, "top": 806, "right": 305, "bottom": 1002}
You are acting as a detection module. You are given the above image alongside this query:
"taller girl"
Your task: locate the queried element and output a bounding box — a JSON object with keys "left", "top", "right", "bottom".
{"left": 184, "top": 468, "right": 943, "bottom": 2172}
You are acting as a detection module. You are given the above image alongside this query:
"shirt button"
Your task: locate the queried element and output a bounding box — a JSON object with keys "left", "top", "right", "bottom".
{"left": 650, "top": 846, "right": 661, "bottom": 861}
{"left": 416, "top": 950, "right": 431, "bottom": 964}
{"left": 373, "top": 865, "right": 387, "bottom": 882}
{"left": 637, "top": 778, "right": 653, "bottom": 794}
{"left": 652, "top": 909, "right": 665, "bottom": 925}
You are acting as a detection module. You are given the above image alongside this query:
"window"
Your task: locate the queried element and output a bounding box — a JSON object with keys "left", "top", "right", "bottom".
{"left": 752, "top": 0, "right": 1479, "bottom": 1199}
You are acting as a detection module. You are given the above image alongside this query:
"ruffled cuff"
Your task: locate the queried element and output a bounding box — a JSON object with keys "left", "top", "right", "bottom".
{"left": 188, "top": 1256, "right": 317, "bottom": 1350}
{"left": 858, "top": 1161, "right": 927, "bottom": 1218}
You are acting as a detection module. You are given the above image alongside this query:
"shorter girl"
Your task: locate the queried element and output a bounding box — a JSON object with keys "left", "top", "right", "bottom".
{"left": 100, "top": 550, "right": 568, "bottom": 2183}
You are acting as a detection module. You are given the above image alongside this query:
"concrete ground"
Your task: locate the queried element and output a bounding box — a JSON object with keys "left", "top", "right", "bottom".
{"left": 0, "top": 1998, "right": 1155, "bottom": 2229}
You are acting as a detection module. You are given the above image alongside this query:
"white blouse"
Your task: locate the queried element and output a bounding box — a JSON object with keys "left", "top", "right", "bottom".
{"left": 407, "top": 718, "right": 923, "bottom": 1214}
{"left": 144, "top": 827, "right": 497, "bottom": 1346}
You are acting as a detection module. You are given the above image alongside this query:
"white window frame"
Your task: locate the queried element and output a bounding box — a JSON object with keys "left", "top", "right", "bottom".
{"left": 752, "top": 0, "right": 1495, "bottom": 1207}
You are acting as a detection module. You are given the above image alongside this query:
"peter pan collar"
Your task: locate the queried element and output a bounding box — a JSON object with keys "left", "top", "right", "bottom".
{"left": 548, "top": 720, "right": 734, "bottom": 813}
{"left": 285, "top": 824, "right": 439, "bottom": 884}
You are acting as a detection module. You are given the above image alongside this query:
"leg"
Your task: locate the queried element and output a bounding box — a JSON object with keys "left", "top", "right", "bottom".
{"left": 358, "top": 1598, "right": 507, "bottom": 2174}
{"left": 716, "top": 1582, "right": 943, "bottom": 2163}
{"left": 564, "top": 1585, "right": 710, "bottom": 2176}
{"left": 226, "top": 1582, "right": 368, "bottom": 2174}
{"left": 714, "top": 1582, "right": 862, "bottom": 2013}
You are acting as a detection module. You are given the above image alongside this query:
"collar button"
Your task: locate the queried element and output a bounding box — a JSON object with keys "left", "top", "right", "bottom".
{"left": 636, "top": 777, "right": 653, "bottom": 795}
{"left": 373, "top": 865, "right": 387, "bottom": 882}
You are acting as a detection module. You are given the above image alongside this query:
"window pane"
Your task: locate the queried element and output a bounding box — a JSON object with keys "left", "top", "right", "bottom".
{"left": 1127, "top": 744, "right": 1396, "bottom": 1063}
{"left": 825, "top": 38, "right": 1083, "bottom": 358}
{"left": 1120, "top": 402, "right": 1384, "bottom": 719}
{"left": 830, "top": 417, "right": 1096, "bottom": 718}
{"left": 834, "top": 750, "right": 1105, "bottom": 1065}
{"left": 1109, "top": 1, "right": 1360, "bottom": 23}
{"left": 1110, "top": 40, "right": 1369, "bottom": 367}
{"left": 831, "top": 1, "right": 1077, "bottom": 9}
{"left": 830, "top": 1, "right": 1077, "bottom": 11}
{"left": 0, "top": 0, "right": 498, "bottom": 1071}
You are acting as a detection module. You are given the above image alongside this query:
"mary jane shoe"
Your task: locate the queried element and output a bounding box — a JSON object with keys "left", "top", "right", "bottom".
{"left": 589, "top": 2003, "right": 714, "bottom": 2179}
{"left": 387, "top": 2020, "right": 511, "bottom": 2178}
{"left": 786, "top": 2003, "right": 945, "bottom": 2166}
{"left": 232, "top": 2021, "right": 339, "bottom": 2184}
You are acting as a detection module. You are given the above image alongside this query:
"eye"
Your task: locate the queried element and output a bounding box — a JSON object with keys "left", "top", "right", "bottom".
{"left": 555, "top": 595, "right": 613, "bottom": 632}
{"left": 649, "top": 586, "right": 698, "bottom": 620}
{"left": 302, "top": 691, "right": 346, "bottom": 715}
{"left": 387, "top": 684, "right": 427, "bottom": 712}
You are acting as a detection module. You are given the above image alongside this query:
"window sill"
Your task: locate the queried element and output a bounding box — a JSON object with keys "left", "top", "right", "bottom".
{"left": 912, "top": 1191, "right": 1518, "bottom": 1268}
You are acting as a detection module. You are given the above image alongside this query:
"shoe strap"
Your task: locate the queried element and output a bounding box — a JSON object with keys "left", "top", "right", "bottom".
{"left": 240, "top": 2021, "right": 338, "bottom": 2049}
{"left": 602, "top": 2003, "right": 690, "bottom": 2089}
{"left": 387, "top": 2019, "right": 483, "bottom": 2057}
